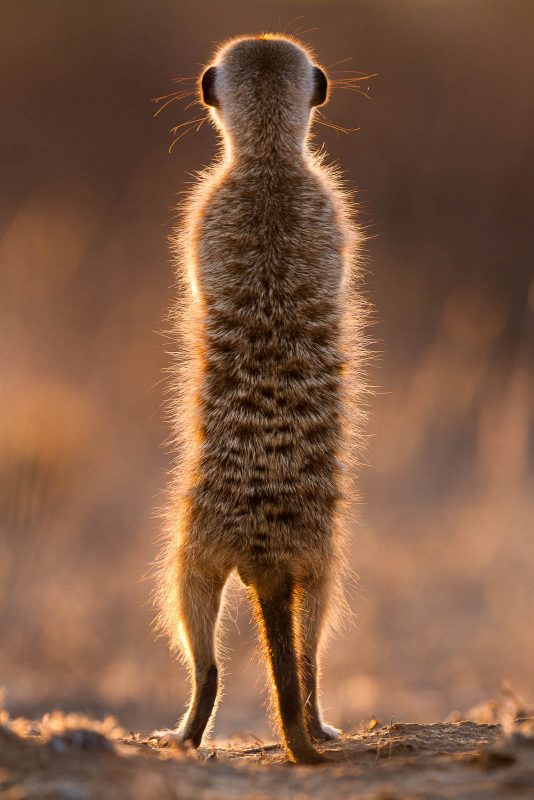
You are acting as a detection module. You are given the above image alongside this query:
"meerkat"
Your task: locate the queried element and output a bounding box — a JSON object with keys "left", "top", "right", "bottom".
{"left": 155, "top": 34, "right": 366, "bottom": 765}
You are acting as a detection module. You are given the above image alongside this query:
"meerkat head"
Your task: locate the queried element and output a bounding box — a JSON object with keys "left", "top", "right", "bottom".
{"left": 199, "top": 35, "right": 329, "bottom": 157}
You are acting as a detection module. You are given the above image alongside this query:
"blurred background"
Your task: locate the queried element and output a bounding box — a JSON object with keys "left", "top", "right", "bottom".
{"left": 1, "top": 0, "right": 533, "bottom": 738}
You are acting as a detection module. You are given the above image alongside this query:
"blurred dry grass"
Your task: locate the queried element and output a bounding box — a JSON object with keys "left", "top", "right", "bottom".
{"left": 0, "top": 0, "right": 533, "bottom": 738}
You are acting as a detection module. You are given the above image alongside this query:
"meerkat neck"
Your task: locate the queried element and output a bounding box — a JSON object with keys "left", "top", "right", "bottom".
{"left": 223, "top": 111, "right": 309, "bottom": 166}
{"left": 232, "top": 147, "right": 306, "bottom": 170}
{"left": 229, "top": 137, "right": 308, "bottom": 170}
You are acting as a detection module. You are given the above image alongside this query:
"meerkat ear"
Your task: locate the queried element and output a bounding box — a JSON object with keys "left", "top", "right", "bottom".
{"left": 201, "top": 66, "right": 218, "bottom": 107}
{"left": 311, "top": 66, "right": 328, "bottom": 107}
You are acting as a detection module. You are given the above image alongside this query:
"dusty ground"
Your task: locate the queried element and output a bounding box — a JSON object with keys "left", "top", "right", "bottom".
{"left": 1, "top": 707, "right": 534, "bottom": 800}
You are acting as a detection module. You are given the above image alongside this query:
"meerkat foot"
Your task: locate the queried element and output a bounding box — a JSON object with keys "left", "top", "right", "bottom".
{"left": 308, "top": 720, "right": 342, "bottom": 742}
{"left": 318, "top": 722, "right": 342, "bottom": 741}
{"left": 291, "top": 745, "right": 328, "bottom": 765}
{"left": 149, "top": 729, "right": 194, "bottom": 750}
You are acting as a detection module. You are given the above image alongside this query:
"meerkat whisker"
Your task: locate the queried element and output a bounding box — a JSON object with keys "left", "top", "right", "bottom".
{"left": 329, "top": 69, "right": 377, "bottom": 77}
{"left": 152, "top": 90, "right": 196, "bottom": 103}
{"left": 168, "top": 129, "right": 194, "bottom": 153}
{"left": 282, "top": 15, "right": 307, "bottom": 35}
{"left": 184, "top": 98, "right": 203, "bottom": 112}
{"left": 325, "top": 55, "right": 353, "bottom": 69}
{"left": 332, "top": 83, "right": 373, "bottom": 100}
{"left": 292, "top": 26, "right": 319, "bottom": 39}
{"left": 315, "top": 110, "right": 360, "bottom": 134}
{"left": 171, "top": 76, "right": 197, "bottom": 85}
{"left": 332, "top": 73, "right": 378, "bottom": 81}
{"left": 153, "top": 92, "right": 197, "bottom": 118}
{"left": 168, "top": 117, "right": 208, "bottom": 153}
{"left": 170, "top": 117, "right": 206, "bottom": 134}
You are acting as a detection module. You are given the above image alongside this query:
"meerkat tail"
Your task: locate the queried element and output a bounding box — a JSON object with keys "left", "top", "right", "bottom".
{"left": 251, "top": 573, "right": 327, "bottom": 765}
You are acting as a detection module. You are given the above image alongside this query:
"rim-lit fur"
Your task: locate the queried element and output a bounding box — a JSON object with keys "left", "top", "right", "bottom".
{"left": 155, "top": 34, "right": 369, "bottom": 763}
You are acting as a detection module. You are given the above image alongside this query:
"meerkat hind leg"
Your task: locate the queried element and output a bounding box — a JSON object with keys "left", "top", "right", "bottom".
{"left": 251, "top": 572, "right": 327, "bottom": 764}
{"left": 155, "top": 565, "right": 226, "bottom": 749}
{"left": 298, "top": 575, "right": 342, "bottom": 742}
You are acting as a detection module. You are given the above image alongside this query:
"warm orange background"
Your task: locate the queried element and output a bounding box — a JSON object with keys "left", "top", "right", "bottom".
{"left": 1, "top": 0, "right": 533, "bottom": 737}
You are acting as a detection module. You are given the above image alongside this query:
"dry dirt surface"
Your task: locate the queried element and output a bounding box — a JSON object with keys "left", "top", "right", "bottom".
{"left": 2, "top": 711, "right": 534, "bottom": 800}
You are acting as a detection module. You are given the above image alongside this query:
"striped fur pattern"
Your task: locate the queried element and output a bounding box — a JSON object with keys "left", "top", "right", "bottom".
{"left": 154, "top": 34, "right": 367, "bottom": 764}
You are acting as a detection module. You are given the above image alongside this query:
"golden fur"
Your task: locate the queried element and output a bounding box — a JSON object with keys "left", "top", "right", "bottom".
{"left": 154, "top": 34, "right": 367, "bottom": 764}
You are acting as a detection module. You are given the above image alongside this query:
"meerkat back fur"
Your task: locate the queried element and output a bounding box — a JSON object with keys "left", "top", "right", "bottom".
{"left": 155, "top": 34, "right": 367, "bottom": 764}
